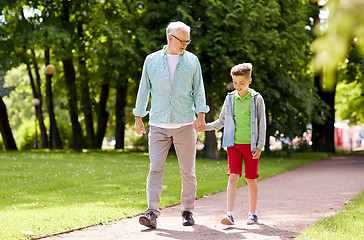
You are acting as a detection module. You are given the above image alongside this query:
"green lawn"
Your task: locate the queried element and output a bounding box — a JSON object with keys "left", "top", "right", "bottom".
{"left": 297, "top": 189, "right": 364, "bottom": 240}
{"left": 0, "top": 151, "right": 329, "bottom": 240}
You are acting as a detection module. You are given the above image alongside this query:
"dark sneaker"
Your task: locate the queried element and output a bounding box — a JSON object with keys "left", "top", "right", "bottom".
{"left": 247, "top": 214, "right": 258, "bottom": 225}
{"left": 139, "top": 211, "right": 157, "bottom": 229}
{"left": 182, "top": 211, "right": 195, "bottom": 226}
{"left": 221, "top": 214, "right": 235, "bottom": 225}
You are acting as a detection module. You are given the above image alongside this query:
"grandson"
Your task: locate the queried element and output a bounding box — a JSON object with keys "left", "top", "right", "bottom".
{"left": 204, "top": 63, "right": 266, "bottom": 225}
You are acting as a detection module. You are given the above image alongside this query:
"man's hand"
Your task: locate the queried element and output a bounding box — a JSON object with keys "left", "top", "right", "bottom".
{"left": 252, "top": 148, "right": 262, "bottom": 159}
{"left": 193, "top": 112, "right": 206, "bottom": 132}
{"left": 134, "top": 117, "right": 146, "bottom": 135}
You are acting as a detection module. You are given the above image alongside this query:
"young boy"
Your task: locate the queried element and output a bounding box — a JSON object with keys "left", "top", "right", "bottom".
{"left": 204, "top": 63, "right": 266, "bottom": 225}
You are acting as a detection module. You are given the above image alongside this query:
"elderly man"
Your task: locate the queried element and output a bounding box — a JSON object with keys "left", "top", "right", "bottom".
{"left": 133, "top": 21, "right": 209, "bottom": 229}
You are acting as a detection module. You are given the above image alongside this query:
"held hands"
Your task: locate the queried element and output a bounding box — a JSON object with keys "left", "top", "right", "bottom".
{"left": 252, "top": 148, "right": 262, "bottom": 159}
{"left": 193, "top": 112, "right": 206, "bottom": 132}
{"left": 134, "top": 117, "right": 146, "bottom": 135}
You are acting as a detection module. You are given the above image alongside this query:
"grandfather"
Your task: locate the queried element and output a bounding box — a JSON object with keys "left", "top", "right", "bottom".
{"left": 133, "top": 21, "right": 209, "bottom": 229}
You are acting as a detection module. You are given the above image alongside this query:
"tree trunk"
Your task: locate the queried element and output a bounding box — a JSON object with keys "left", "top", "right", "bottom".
{"left": 78, "top": 23, "right": 95, "bottom": 149}
{"left": 96, "top": 83, "right": 110, "bottom": 148}
{"left": 45, "top": 48, "right": 63, "bottom": 149}
{"left": 62, "top": 58, "right": 83, "bottom": 151}
{"left": 115, "top": 85, "right": 127, "bottom": 149}
{"left": 311, "top": 73, "right": 336, "bottom": 153}
{"left": 0, "top": 95, "right": 18, "bottom": 150}
{"left": 25, "top": 60, "right": 48, "bottom": 148}
{"left": 203, "top": 96, "right": 219, "bottom": 159}
{"left": 310, "top": 2, "right": 335, "bottom": 153}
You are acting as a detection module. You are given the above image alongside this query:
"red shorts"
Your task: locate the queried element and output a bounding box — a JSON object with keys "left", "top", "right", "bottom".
{"left": 227, "top": 144, "right": 259, "bottom": 179}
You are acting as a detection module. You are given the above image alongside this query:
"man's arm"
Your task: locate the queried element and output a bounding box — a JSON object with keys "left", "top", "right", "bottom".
{"left": 133, "top": 57, "right": 151, "bottom": 119}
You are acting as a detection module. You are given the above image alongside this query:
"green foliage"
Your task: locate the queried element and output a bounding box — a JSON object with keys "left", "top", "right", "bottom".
{"left": 335, "top": 44, "right": 364, "bottom": 125}
{"left": 187, "top": 0, "right": 323, "bottom": 139}
{"left": 13, "top": 118, "right": 36, "bottom": 149}
{"left": 2, "top": 65, "right": 34, "bottom": 128}
{"left": 312, "top": 0, "right": 364, "bottom": 90}
{"left": 0, "top": 0, "right": 332, "bottom": 151}
{"left": 53, "top": 116, "right": 73, "bottom": 149}
{"left": 124, "top": 124, "right": 148, "bottom": 149}
{"left": 335, "top": 80, "right": 364, "bottom": 125}
{"left": 0, "top": 135, "right": 4, "bottom": 150}
{"left": 0, "top": 151, "right": 328, "bottom": 240}
{"left": 297, "top": 189, "right": 364, "bottom": 240}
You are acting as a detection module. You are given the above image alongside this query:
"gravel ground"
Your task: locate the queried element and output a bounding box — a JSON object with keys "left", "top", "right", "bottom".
{"left": 44, "top": 154, "right": 364, "bottom": 240}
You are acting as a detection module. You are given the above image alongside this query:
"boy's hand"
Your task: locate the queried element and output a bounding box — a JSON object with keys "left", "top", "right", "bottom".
{"left": 252, "top": 148, "right": 262, "bottom": 159}
{"left": 198, "top": 124, "right": 206, "bottom": 132}
{"left": 134, "top": 117, "right": 146, "bottom": 135}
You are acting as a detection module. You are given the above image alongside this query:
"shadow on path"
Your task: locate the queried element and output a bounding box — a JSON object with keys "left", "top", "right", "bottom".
{"left": 141, "top": 223, "right": 297, "bottom": 240}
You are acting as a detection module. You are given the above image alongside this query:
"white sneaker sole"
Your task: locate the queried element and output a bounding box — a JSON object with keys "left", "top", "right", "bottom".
{"left": 221, "top": 218, "right": 235, "bottom": 225}
{"left": 247, "top": 221, "right": 259, "bottom": 225}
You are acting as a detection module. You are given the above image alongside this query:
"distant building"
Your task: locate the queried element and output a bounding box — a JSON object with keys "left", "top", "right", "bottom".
{"left": 335, "top": 121, "right": 364, "bottom": 151}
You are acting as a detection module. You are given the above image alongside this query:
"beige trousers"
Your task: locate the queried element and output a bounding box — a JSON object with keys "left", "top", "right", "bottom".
{"left": 145, "top": 125, "right": 197, "bottom": 217}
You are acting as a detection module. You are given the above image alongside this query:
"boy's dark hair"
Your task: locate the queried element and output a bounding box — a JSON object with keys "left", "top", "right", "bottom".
{"left": 230, "top": 63, "right": 252, "bottom": 77}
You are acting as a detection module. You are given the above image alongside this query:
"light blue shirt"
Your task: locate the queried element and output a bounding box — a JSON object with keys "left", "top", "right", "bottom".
{"left": 133, "top": 47, "right": 209, "bottom": 123}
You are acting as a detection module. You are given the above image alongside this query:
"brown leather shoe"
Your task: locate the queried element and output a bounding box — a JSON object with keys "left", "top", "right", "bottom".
{"left": 139, "top": 211, "right": 157, "bottom": 229}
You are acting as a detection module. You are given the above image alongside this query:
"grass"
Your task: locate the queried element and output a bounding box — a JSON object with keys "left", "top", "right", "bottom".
{"left": 297, "top": 189, "right": 364, "bottom": 240}
{"left": 0, "top": 151, "right": 329, "bottom": 240}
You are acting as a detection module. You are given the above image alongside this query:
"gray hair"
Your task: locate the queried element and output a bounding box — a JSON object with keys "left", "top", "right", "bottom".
{"left": 166, "top": 21, "right": 190, "bottom": 41}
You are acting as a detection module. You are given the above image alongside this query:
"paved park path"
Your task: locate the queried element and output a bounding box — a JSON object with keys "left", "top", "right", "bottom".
{"left": 46, "top": 154, "right": 364, "bottom": 240}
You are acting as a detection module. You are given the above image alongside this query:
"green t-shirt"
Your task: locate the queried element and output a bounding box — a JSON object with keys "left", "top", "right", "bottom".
{"left": 233, "top": 90, "right": 251, "bottom": 144}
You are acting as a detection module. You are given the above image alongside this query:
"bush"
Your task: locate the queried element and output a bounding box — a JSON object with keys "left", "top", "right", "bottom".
{"left": 55, "top": 117, "right": 73, "bottom": 149}
{"left": 297, "top": 141, "right": 312, "bottom": 152}
{"left": 13, "top": 119, "right": 36, "bottom": 149}
{"left": 0, "top": 136, "right": 4, "bottom": 150}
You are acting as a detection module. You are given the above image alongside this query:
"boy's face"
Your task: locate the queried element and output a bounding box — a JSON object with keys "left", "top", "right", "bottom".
{"left": 232, "top": 75, "right": 252, "bottom": 96}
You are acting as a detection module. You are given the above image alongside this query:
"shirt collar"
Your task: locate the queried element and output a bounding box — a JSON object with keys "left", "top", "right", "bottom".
{"left": 234, "top": 89, "right": 251, "bottom": 100}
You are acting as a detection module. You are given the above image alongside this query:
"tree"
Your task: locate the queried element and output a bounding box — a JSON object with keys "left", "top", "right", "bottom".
{"left": 0, "top": 0, "right": 329, "bottom": 154}
{"left": 0, "top": 95, "right": 17, "bottom": 150}
{"left": 0, "top": 2, "right": 49, "bottom": 148}
{"left": 311, "top": 0, "right": 364, "bottom": 152}
{"left": 335, "top": 45, "right": 364, "bottom": 125}
{"left": 186, "top": 0, "right": 323, "bottom": 156}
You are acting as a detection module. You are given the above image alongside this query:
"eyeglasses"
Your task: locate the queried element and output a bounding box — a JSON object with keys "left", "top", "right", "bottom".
{"left": 171, "top": 34, "right": 191, "bottom": 45}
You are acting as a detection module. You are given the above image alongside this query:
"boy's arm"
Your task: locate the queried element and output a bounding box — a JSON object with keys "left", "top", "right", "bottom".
{"left": 205, "top": 96, "right": 228, "bottom": 131}
{"left": 256, "top": 95, "right": 266, "bottom": 150}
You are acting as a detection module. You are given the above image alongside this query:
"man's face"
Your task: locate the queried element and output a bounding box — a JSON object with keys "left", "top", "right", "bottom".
{"left": 168, "top": 30, "right": 190, "bottom": 55}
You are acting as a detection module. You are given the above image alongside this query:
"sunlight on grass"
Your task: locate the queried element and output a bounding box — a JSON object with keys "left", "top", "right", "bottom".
{"left": 0, "top": 151, "right": 329, "bottom": 240}
{"left": 297, "top": 190, "right": 364, "bottom": 240}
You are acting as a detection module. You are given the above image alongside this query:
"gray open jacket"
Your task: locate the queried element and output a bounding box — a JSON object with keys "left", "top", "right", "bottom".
{"left": 206, "top": 89, "right": 266, "bottom": 151}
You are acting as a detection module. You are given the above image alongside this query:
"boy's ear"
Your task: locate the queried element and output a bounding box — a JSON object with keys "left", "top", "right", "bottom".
{"left": 249, "top": 78, "right": 252, "bottom": 84}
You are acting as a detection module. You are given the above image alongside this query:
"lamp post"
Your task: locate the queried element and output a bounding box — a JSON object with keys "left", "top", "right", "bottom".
{"left": 32, "top": 98, "right": 40, "bottom": 149}
{"left": 45, "top": 64, "right": 60, "bottom": 149}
